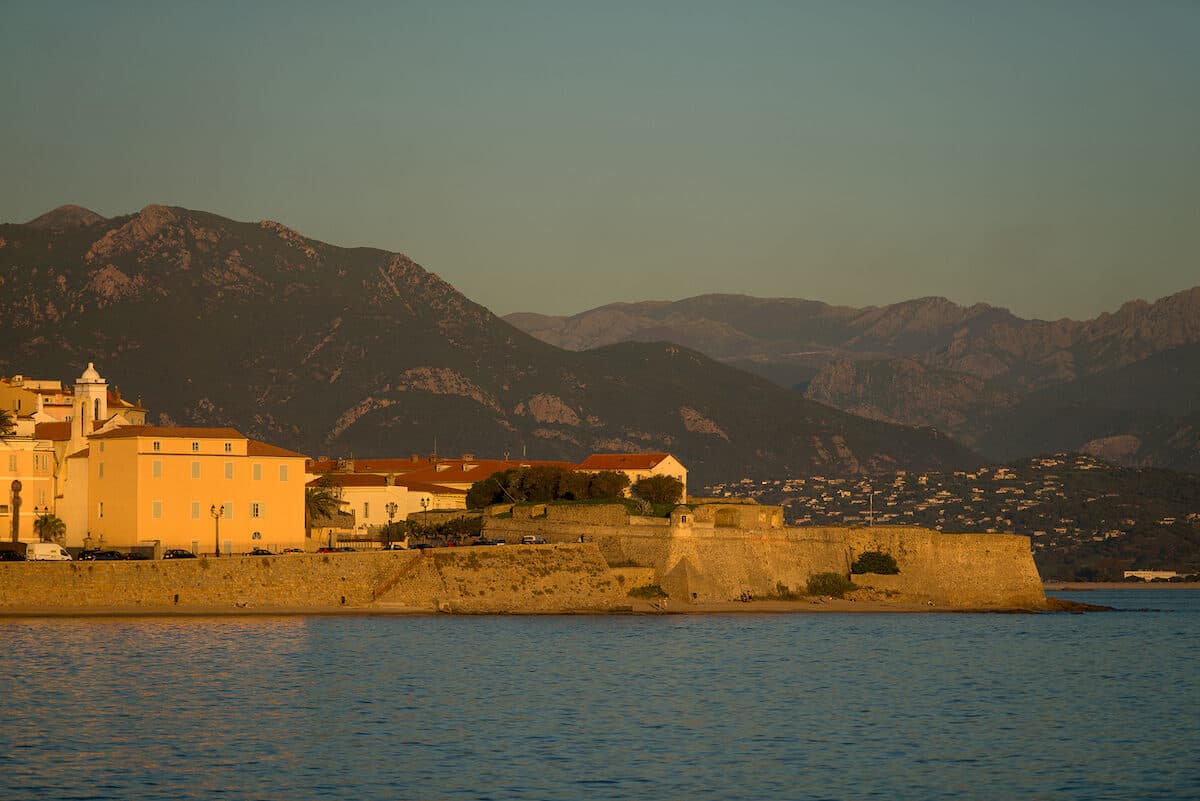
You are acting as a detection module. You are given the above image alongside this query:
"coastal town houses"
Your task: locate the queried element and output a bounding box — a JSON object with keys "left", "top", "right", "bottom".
{"left": 3, "top": 364, "right": 308, "bottom": 554}
{"left": 82, "top": 426, "right": 307, "bottom": 554}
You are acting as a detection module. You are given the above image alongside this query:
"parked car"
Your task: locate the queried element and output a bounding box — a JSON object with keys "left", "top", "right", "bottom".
{"left": 282, "top": 547, "right": 305, "bottom": 554}
{"left": 0, "top": 549, "right": 26, "bottom": 561}
{"left": 470, "top": 537, "right": 505, "bottom": 546}
{"left": 77, "top": 549, "right": 124, "bottom": 561}
{"left": 124, "top": 552, "right": 152, "bottom": 560}
{"left": 249, "top": 548, "right": 273, "bottom": 556}
{"left": 163, "top": 549, "right": 197, "bottom": 559}
{"left": 520, "top": 535, "right": 547, "bottom": 545}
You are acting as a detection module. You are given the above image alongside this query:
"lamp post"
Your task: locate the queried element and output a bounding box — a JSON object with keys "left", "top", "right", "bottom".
{"left": 420, "top": 496, "right": 430, "bottom": 528}
{"left": 210, "top": 503, "right": 224, "bottom": 557}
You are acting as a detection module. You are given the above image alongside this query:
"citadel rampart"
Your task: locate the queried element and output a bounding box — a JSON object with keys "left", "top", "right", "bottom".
{"left": 0, "top": 502, "right": 1047, "bottom": 612}
{"left": 485, "top": 502, "right": 1047, "bottom": 609}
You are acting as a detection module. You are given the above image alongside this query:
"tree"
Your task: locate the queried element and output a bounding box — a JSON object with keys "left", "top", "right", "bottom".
{"left": 0, "top": 408, "right": 13, "bottom": 436}
{"left": 34, "top": 513, "right": 66, "bottom": 544}
{"left": 304, "top": 482, "right": 340, "bottom": 541}
{"left": 587, "top": 470, "right": 630, "bottom": 500}
{"left": 632, "top": 475, "right": 684, "bottom": 505}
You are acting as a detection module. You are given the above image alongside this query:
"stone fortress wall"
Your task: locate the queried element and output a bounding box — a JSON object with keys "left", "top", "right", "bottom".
{"left": 485, "top": 501, "right": 1046, "bottom": 608}
{"left": 0, "top": 501, "right": 1047, "bottom": 613}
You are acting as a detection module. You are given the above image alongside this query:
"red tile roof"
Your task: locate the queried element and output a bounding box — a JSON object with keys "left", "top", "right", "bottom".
{"left": 89, "top": 426, "right": 244, "bottom": 440}
{"left": 247, "top": 440, "right": 308, "bottom": 459}
{"left": 577, "top": 453, "right": 672, "bottom": 471}
{"left": 306, "top": 457, "right": 431, "bottom": 474}
{"left": 393, "top": 459, "right": 575, "bottom": 486}
{"left": 307, "top": 474, "right": 388, "bottom": 488}
{"left": 34, "top": 421, "right": 71, "bottom": 440}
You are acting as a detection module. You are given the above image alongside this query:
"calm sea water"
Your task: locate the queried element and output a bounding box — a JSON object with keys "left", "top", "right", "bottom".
{"left": 1, "top": 590, "right": 1197, "bottom": 801}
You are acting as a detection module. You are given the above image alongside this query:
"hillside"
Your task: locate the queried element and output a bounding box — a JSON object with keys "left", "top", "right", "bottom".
{"left": 507, "top": 290, "right": 1200, "bottom": 470}
{"left": 0, "top": 204, "right": 982, "bottom": 485}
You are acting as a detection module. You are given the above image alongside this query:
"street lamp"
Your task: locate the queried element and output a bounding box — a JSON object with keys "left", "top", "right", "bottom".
{"left": 210, "top": 503, "right": 224, "bottom": 557}
{"left": 420, "top": 496, "right": 430, "bottom": 527}
{"left": 385, "top": 501, "right": 398, "bottom": 523}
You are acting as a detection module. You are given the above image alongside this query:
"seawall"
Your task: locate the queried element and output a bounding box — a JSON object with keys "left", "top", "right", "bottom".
{"left": 0, "top": 546, "right": 632, "bottom": 614}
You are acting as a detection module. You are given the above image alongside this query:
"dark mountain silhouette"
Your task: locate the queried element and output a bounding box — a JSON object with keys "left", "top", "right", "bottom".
{"left": 0, "top": 204, "right": 981, "bottom": 485}
{"left": 508, "top": 289, "right": 1200, "bottom": 471}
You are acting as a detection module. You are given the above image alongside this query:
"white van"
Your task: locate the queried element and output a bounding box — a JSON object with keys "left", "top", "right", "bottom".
{"left": 26, "top": 542, "right": 72, "bottom": 561}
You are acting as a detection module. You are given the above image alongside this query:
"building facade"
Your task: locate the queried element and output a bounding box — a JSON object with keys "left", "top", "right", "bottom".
{"left": 84, "top": 427, "right": 307, "bottom": 554}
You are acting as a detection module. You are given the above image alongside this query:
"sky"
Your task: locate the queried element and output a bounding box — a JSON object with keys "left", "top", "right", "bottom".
{"left": 2, "top": 1, "right": 1197, "bottom": 321}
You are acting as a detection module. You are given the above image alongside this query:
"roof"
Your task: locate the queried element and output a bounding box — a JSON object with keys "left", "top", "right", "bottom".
{"left": 394, "top": 481, "right": 468, "bottom": 495}
{"left": 577, "top": 453, "right": 673, "bottom": 471}
{"left": 393, "top": 458, "right": 575, "bottom": 486}
{"left": 88, "top": 426, "right": 244, "bottom": 440}
{"left": 247, "top": 440, "right": 308, "bottom": 459}
{"left": 307, "top": 474, "right": 389, "bottom": 488}
{"left": 34, "top": 421, "right": 70, "bottom": 441}
{"left": 306, "top": 457, "right": 431, "bottom": 474}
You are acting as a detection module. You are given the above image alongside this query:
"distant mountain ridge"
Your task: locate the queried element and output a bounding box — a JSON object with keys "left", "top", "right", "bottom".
{"left": 0, "top": 204, "right": 982, "bottom": 485}
{"left": 506, "top": 288, "right": 1200, "bottom": 471}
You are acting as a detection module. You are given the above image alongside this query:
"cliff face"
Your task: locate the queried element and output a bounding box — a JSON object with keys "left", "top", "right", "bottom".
{"left": 1, "top": 204, "right": 982, "bottom": 484}
{"left": 507, "top": 289, "right": 1200, "bottom": 470}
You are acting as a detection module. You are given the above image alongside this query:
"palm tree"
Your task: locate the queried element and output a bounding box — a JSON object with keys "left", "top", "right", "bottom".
{"left": 304, "top": 483, "right": 340, "bottom": 543}
{"left": 0, "top": 407, "right": 13, "bottom": 436}
{"left": 34, "top": 513, "right": 66, "bottom": 544}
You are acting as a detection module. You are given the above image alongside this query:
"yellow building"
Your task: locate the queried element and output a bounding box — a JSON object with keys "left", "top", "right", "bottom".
{"left": 84, "top": 426, "right": 308, "bottom": 554}
{"left": 1, "top": 433, "right": 58, "bottom": 543}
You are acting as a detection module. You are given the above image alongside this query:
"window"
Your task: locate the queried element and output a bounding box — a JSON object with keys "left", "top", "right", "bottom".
{"left": 0, "top": 505, "right": 8, "bottom": 516}
{"left": 152, "top": 500, "right": 162, "bottom": 519}
{"left": 191, "top": 502, "right": 200, "bottom": 520}
{"left": 153, "top": 441, "right": 160, "bottom": 451}
{"left": 253, "top": 464, "right": 262, "bottom": 481}
{"left": 191, "top": 461, "right": 201, "bottom": 479}
{"left": 250, "top": 502, "right": 262, "bottom": 519}
{"left": 153, "top": 460, "right": 163, "bottom": 478}
{"left": 224, "top": 442, "right": 232, "bottom": 453}
{"left": 98, "top": 462, "right": 104, "bottom": 479}
{"left": 363, "top": 502, "right": 370, "bottom": 519}
{"left": 7, "top": 455, "right": 15, "bottom": 471}
{"left": 192, "top": 442, "right": 200, "bottom": 452}
{"left": 98, "top": 501, "right": 104, "bottom": 519}
{"left": 97, "top": 441, "right": 103, "bottom": 452}
{"left": 279, "top": 465, "right": 289, "bottom": 482}
{"left": 225, "top": 462, "right": 234, "bottom": 480}
{"left": 223, "top": 502, "right": 233, "bottom": 519}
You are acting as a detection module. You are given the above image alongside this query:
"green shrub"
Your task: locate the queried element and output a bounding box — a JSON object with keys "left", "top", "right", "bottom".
{"left": 851, "top": 551, "right": 900, "bottom": 575}
{"left": 806, "top": 572, "right": 856, "bottom": 598}
{"left": 627, "top": 584, "right": 668, "bottom": 599}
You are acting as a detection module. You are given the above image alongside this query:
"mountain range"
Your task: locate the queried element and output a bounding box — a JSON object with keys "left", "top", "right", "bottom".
{"left": 507, "top": 289, "right": 1200, "bottom": 472}
{"left": 1, "top": 204, "right": 980, "bottom": 486}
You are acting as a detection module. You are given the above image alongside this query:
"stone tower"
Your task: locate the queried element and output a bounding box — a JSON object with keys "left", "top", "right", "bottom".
{"left": 69, "top": 362, "right": 108, "bottom": 454}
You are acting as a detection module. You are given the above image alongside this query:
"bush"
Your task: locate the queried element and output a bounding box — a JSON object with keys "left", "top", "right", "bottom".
{"left": 627, "top": 584, "right": 668, "bottom": 599}
{"left": 851, "top": 551, "right": 899, "bottom": 575}
{"left": 806, "top": 572, "right": 856, "bottom": 598}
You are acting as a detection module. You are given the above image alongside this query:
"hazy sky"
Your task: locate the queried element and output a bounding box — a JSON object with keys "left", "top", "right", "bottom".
{"left": 3, "top": 1, "right": 1197, "bottom": 320}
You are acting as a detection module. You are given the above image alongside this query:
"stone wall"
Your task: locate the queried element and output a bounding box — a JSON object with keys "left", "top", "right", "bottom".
{"left": 485, "top": 513, "right": 1047, "bottom": 609}
{"left": 0, "top": 546, "right": 633, "bottom": 613}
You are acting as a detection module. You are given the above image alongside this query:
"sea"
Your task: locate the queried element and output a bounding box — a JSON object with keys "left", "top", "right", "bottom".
{"left": 1, "top": 589, "right": 1197, "bottom": 801}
